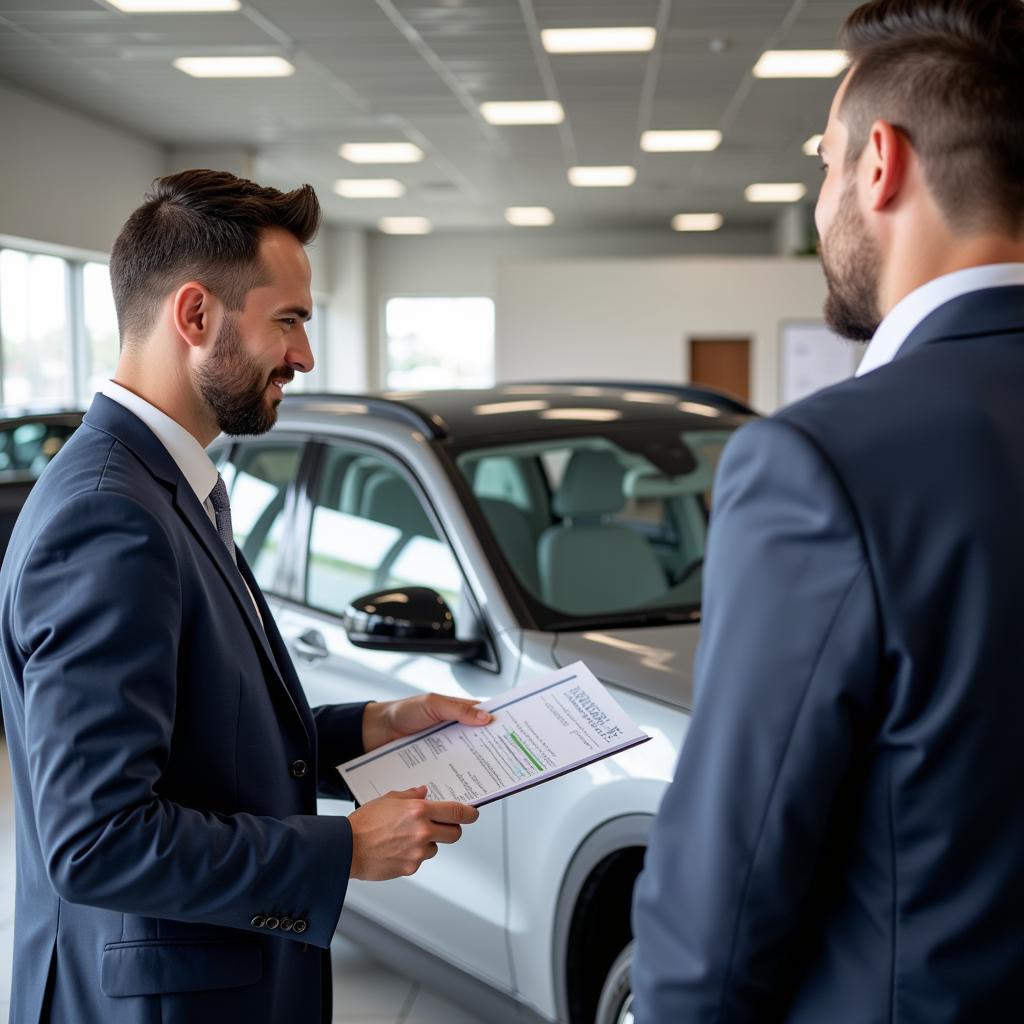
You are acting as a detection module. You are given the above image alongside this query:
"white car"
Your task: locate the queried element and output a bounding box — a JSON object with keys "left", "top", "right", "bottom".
{"left": 211, "top": 382, "right": 753, "bottom": 1024}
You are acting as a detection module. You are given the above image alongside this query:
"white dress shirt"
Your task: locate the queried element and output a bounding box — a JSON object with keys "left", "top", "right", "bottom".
{"left": 857, "top": 263, "right": 1024, "bottom": 376}
{"left": 99, "top": 380, "right": 262, "bottom": 622}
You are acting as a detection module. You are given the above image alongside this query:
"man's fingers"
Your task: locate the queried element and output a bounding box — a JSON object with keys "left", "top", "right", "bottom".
{"left": 428, "top": 822, "right": 463, "bottom": 845}
{"left": 425, "top": 800, "right": 480, "bottom": 825}
{"left": 430, "top": 694, "right": 494, "bottom": 726}
{"left": 387, "top": 785, "right": 429, "bottom": 800}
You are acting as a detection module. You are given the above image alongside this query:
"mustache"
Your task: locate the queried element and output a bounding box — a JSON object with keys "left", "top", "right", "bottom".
{"left": 268, "top": 367, "right": 295, "bottom": 385}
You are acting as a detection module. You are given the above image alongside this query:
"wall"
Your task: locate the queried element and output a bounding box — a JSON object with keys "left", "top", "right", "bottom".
{"left": 0, "top": 81, "right": 166, "bottom": 255}
{"left": 496, "top": 257, "right": 829, "bottom": 413}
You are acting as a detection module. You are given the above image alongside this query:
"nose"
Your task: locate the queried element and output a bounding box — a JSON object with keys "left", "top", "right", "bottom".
{"left": 287, "top": 325, "right": 314, "bottom": 375}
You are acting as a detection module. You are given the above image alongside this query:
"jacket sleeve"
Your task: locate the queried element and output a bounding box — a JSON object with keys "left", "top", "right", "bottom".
{"left": 313, "top": 702, "right": 369, "bottom": 801}
{"left": 14, "top": 491, "right": 352, "bottom": 949}
{"left": 632, "top": 417, "right": 882, "bottom": 1022}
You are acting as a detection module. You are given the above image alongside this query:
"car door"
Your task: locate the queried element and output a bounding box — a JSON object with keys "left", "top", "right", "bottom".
{"left": 261, "top": 438, "right": 516, "bottom": 991}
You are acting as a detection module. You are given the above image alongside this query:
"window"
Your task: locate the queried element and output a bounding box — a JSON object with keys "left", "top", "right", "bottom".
{"left": 0, "top": 415, "right": 81, "bottom": 481}
{"left": 384, "top": 297, "right": 494, "bottom": 390}
{"left": 222, "top": 442, "right": 303, "bottom": 591}
{"left": 0, "top": 249, "right": 72, "bottom": 405}
{"left": 305, "top": 445, "right": 463, "bottom": 617}
{"left": 83, "top": 262, "right": 119, "bottom": 398}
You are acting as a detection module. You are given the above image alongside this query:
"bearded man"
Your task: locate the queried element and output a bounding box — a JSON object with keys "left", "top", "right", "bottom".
{"left": 0, "top": 170, "right": 491, "bottom": 1024}
{"left": 633, "top": 1, "right": 1024, "bottom": 1021}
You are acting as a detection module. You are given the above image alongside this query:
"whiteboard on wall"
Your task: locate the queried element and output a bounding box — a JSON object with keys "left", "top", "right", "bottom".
{"left": 779, "top": 320, "right": 864, "bottom": 406}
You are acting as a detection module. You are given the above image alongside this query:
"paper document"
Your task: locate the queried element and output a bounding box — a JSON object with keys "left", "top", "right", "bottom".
{"left": 337, "top": 662, "right": 649, "bottom": 807}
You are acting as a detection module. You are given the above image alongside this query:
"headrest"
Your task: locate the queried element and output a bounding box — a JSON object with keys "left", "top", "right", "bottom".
{"left": 361, "top": 471, "right": 435, "bottom": 538}
{"left": 553, "top": 450, "right": 626, "bottom": 518}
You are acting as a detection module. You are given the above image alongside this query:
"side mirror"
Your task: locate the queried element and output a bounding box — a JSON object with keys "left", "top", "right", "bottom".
{"left": 343, "top": 586, "right": 482, "bottom": 660}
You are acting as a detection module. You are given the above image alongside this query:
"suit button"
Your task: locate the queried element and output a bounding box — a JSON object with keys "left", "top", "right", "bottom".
{"left": 265, "top": 916, "right": 280, "bottom": 930}
{"left": 250, "top": 915, "right": 266, "bottom": 929}
{"left": 292, "top": 919, "right": 308, "bottom": 934}
{"left": 279, "top": 917, "right": 293, "bottom": 931}
{"left": 289, "top": 759, "right": 308, "bottom": 779}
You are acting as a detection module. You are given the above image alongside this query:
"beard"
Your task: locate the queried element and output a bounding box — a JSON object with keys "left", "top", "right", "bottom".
{"left": 820, "top": 180, "right": 883, "bottom": 342}
{"left": 194, "top": 314, "right": 293, "bottom": 437}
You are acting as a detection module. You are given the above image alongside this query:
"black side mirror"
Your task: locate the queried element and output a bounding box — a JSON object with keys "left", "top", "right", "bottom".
{"left": 343, "top": 586, "right": 482, "bottom": 660}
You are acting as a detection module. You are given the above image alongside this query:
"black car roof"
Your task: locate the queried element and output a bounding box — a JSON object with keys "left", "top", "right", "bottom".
{"left": 281, "top": 383, "right": 753, "bottom": 441}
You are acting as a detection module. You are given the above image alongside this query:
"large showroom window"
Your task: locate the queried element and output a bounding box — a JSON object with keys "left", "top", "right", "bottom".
{"left": 384, "top": 296, "right": 494, "bottom": 390}
{"left": 82, "top": 261, "right": 119, "bottom": 398}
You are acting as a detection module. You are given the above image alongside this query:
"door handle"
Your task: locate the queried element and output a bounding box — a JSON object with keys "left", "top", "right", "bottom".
{"left": 290, "top": 628, "right": 328, "bottom": 662}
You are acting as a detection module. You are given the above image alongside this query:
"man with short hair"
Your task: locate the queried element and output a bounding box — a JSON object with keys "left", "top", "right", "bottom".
{"left": 633, "top": 1, "right": 1024, "bottom": 1020}
{"left": 0, "top": 169, "right": 490, "bottom": 1024}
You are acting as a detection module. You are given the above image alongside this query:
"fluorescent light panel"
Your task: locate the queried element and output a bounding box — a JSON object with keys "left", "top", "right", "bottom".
{"left": 568, "top": 165, "right": 636, "bottom": 188}
{"left": 753, "top": 50, "right": 848, "bottom": 78}
{"left": 745, "top": 182, "right": 807, "bottom": 203}
{"left": 378, "top": 217, "right": 432, "bottom": 235}
{"left": 641, "top": 130, "right": 721, "bottom": 153}
{"left": 672, "top": 213, "right": 723, "bottom": 232}
{"left": 334, "top": 179, "right": 405, "bottom": 199}
{"left": 803, "top": 133, "right": 824, "bottom": 156}
{"left": 480, "top": 101, "right": 564, "bottom": 125}
{"left": 108, "top": 0, "right": 239, "bottom": 9}
{"left": 340, "top": 142, "right": 424, "bottom": 164}
{"left": 542, "top": 27, "right": 657, "bottom": 53}
{"left": 173, "top": 56, "right": 293, "bottom": 77}
{"left": 505, "top": 207, "right": 555, "bottom": 226}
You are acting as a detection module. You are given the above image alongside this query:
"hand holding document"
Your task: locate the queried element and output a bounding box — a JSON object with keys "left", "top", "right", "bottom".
{"left": 338, "top": 662, "right": 649, "bottom": 807}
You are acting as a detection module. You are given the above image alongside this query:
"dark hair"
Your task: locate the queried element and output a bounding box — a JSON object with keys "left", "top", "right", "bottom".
{"left": 840, "top": 0, "right": 1024, "bottom": 234}
{"left": 109, "top": 169, "right": 320, "bottom": 342}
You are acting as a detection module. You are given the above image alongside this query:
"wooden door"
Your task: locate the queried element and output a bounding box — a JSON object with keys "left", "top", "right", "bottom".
{"left": 688, "top": 338, "right": 751, "bottom": 404}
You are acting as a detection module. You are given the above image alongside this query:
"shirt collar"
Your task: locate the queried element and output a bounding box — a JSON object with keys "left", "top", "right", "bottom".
{"left": 857, "top": 263, "right": 1024, "bottom": 377}
{"left": 99, "top": 380, "right": 219, "bottom": 506}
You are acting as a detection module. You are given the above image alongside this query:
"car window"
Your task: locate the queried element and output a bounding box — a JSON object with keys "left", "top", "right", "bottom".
{"left": 221, "top": 441, "right": 303, "bottom": 592}
{"left": 305, "top": 445, "right": 463, "bottom": 618}
{"left": 0, "top": 418, "right": 79, "bottom": 480}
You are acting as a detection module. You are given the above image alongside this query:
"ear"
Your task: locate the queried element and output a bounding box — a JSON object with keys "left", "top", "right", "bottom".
{"left": 863, "top": 119, "right": 905, "bottom": 212}
{"left": 172, "top": 282, "right": 217, "bottom": 351}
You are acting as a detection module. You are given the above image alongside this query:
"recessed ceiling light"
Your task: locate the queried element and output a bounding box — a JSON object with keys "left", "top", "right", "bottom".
{"left": 568, "top": 165, "right": 637, "bottom": 188}
{"left": 641, "top": 130, "right": 722, "bottom": 153}
{"left": 745, "top": 182, "right": 807, "bottom": 203}
{"left": 541, "top": 27, "right": 657, "bottom": 54}
{"left": 672, "top": 213, "right": 723, "bottom": 232}
{"left": 378, "top": 217, "right": 432, "bottom": 235}
{"left": 480, "top": 101, "right": 564, "bottom": 125}
{"left": 108, "top": 0, "right": 239, "bottom": 10}
{"left": 803, "top": 133, "right": 824, "bottom": 156}
{"left": 173, "top": 56, "right": 294, "bottom": 77}
{"left": 505, "top": 207, "right": 555, "bottom": 226}
{"left": 340, "top": 142, "right": 424, "bottom": 164}
{"left": 333, "top": 179, "right": 405, "bottom": 199}
{"left": 753, "top": 50, "right": 849, "bottom": 78}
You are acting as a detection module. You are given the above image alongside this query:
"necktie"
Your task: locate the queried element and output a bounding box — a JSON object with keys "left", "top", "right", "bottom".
{"left": 207, "top": 475, "right": 237, "bottom": 565}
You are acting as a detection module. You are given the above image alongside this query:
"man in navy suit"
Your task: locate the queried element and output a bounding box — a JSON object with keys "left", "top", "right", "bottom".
{"left": 0, "top": 170, "right": 492, "bottom": 1023}
{"left": 634, "top": 1, "right": 1024, "bottom": 1020}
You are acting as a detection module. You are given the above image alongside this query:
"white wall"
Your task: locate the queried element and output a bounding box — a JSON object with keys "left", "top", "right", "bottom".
{"left": 0, "top": 82, "right": 166, "bottom": 255}
{"left": 496, "top": 257, "right": 829, "bottom": 413}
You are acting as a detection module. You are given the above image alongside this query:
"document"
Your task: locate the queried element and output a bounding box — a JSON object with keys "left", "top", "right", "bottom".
{"left": 337, "top": 662, "right": 650, "bottom": 807}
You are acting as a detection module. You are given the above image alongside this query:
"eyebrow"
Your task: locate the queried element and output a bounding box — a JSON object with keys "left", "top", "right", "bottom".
{"left": 274, "top": 305, "right": 312, "bottom": 321}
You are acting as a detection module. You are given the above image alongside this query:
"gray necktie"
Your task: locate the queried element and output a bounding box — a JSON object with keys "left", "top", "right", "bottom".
{"left": 207, "top": 475, "right": 237, "bottom": 565}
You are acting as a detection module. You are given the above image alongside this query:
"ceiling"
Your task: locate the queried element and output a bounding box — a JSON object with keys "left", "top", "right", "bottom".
{"left": 0, "top": 0, "right": 859, "bottom": 233}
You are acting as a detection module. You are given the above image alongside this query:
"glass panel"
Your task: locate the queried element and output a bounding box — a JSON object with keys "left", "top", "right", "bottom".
{"left": 83, "top": 262, "right": 119, "bottom": 399}
{"left": 0, "top": 249, "right": 71, "bottom": 404}
{"left": 224, "top": 442, "right": 303, "bottom": 591}
{"left": 0, "top": 416, "right": 80, "bottom": 480}
{"left": 306, "top": 446, "right": 462, "bottom": 616}
{"left": 385, "top": 297, "right": 494, "bottom": 390}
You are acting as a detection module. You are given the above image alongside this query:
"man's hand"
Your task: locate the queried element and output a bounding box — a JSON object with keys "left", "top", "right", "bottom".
{"left": 361, "top": 693, "right": 493, "bottom": 753}
{"left": 347, "top": 786, "right": 480, "bottom": 880}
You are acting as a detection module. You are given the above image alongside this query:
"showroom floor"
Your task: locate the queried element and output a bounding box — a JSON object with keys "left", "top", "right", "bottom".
{"left": 0, "top": 743, "right": 485, "bottom": 1024}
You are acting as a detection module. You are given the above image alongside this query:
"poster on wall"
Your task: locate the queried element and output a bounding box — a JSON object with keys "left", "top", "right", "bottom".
{"left": 779, "top": 320, "right": 863, "bottom": 406}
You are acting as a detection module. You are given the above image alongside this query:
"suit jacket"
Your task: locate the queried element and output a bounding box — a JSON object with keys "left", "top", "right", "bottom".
{"left": 0, "top": 395, "right": 367, "bottom": 1024}
{"left": 633, "top": 286, "right": 1024, "bottom": 1023}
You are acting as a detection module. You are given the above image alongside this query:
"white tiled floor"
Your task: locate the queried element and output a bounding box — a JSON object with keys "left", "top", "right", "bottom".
{"left": 0, "top": 742, "right": 484, "bottom": 1024}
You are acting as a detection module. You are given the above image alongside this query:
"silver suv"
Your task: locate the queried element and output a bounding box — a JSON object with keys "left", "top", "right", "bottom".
{"left": 210, "top": 382, "right": 753, "bottom": 1024}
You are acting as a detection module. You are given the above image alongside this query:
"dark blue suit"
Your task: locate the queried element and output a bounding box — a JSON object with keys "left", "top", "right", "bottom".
{"left": 0, "top": 396, "right": 366, "bottom": 1023}
{"left": 633, "top": 286, "right": 1024, "bottom": 1022}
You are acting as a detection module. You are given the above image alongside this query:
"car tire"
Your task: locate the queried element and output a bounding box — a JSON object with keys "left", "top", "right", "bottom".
{"left": 595, "top": 940, "right": 635, "bottom": 1024}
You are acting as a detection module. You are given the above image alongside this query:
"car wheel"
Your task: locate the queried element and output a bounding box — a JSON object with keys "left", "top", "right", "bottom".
{"left": 595, "top": 940, "right": 634, "bottom": 1024}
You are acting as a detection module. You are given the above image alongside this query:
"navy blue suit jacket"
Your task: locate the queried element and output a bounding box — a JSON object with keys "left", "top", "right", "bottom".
{"left": 633, "top": 286, "right": 1024, "bottom": 1022}
{"left": 0, "top": 396, "right": 367, "bottom": 1024}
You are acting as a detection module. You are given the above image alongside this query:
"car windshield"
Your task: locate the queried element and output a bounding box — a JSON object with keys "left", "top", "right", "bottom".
{"left": 454, "top": 425, "right": 735, "bottom": 630}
